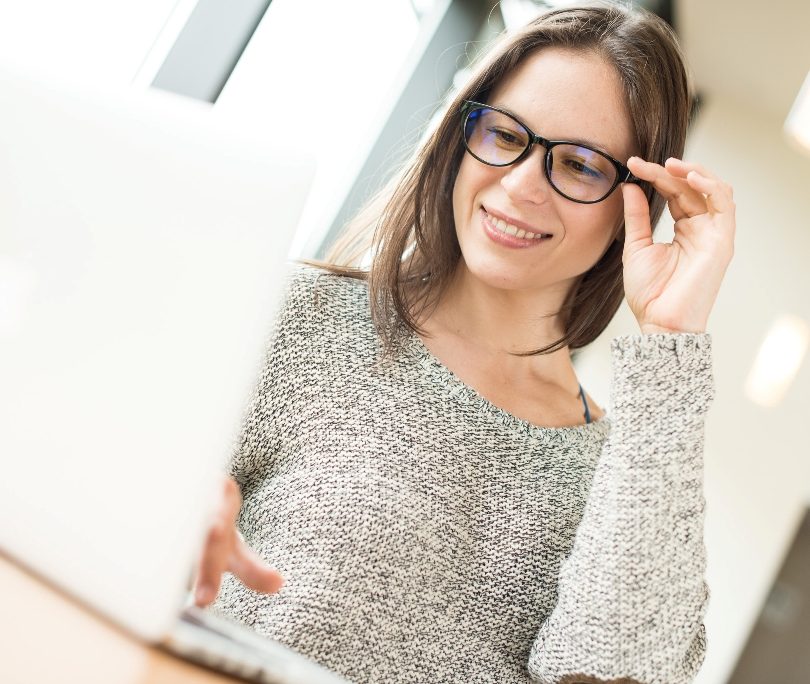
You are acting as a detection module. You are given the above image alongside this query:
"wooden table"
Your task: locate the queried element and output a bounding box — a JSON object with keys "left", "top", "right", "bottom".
{"left": 0, "top": 552, "right": 241, "bottom": 684}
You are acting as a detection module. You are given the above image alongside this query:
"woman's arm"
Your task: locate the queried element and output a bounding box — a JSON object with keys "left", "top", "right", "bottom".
{"left": 527, "top": 155, "right": 733, "bottom": 682}
{"left": 528, "top": 332, "right": 713, "bottom": 684}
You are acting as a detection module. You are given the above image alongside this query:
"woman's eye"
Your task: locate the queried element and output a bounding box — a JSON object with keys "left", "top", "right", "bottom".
{"left": 489, "top": 127, "right": 524, "bottom": 147}
{"left": 566, "top": 159, "right": 603, "bottom": 179}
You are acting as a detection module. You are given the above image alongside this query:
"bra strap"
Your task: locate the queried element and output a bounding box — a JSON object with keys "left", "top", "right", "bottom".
{"left": 578, "top": 383, "right": 592, "bottom": 424}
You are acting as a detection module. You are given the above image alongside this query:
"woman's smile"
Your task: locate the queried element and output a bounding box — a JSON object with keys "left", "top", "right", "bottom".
{"left": 480, "top": 206, "right": 554, "bottom": 248}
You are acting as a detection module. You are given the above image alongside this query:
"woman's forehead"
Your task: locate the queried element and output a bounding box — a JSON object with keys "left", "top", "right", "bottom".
{"left": 488, "top": 47, "right": 635, "bottom": 161}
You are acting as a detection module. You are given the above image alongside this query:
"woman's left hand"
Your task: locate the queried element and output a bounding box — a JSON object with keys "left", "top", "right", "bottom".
{"left": 620, "top": 156, "right": 735, "bottom": 335}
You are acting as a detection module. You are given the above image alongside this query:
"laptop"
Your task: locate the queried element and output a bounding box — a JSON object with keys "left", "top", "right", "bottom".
{"left": 0, "top": 62, "right": 347, "bottom": 684}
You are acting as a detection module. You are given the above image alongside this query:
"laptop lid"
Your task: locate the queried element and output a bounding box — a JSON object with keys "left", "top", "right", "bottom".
{"left": 0, "top": 62, "right": 315, "bottom": 641}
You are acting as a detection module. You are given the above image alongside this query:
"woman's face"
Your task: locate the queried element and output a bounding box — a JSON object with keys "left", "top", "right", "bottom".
{"left": 451, "top": 47, "right": 637, "bottom": 296}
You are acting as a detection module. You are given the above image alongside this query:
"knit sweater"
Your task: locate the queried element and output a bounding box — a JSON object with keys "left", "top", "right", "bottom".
{"left": 211, "top": 264, "right": 713, "bottom": 684}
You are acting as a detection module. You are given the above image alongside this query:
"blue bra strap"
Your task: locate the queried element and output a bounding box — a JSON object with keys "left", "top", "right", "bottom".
{"left": 578, "top": 383, "right": 592, "bottom": 424}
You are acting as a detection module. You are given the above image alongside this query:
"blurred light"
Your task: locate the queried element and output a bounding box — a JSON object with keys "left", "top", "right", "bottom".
{"left": 785, "top": 70, "right": 810, "bottom": 154}
{"left": 500, "top": 0, "right": 544, "bottom": 29}
{"left": 498, "top": 0, "right": 673, "bottom": 32}
{"left": 409, "top": 0, "right": 440, "bottom": 19}
{"left": 0, "top": 257, "right": 36, "bottom": 338}
{"left": 744, "top": 315, "right": 809, "bottom": 407}
{"left": 499, "top": 0, "right": 586, "bottom": 30}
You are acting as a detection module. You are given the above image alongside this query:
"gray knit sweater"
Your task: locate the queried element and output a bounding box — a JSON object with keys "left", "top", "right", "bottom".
{"left": 212, "top": 264, "right": 713, "bottom": 684}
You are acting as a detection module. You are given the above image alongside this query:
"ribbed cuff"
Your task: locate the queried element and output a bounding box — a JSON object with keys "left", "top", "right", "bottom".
{"left": 611, "top": 333, "right": 712, "bottom": 365}
{"left": 609, "top": 332, "right": 715, "bottom": 430}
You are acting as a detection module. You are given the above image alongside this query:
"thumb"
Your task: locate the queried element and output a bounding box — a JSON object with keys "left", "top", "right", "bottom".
{"left": 621, "top": 182, "right": 653, "bottom": 260}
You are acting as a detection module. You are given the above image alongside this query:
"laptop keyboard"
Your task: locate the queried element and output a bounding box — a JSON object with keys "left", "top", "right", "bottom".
{"left": 164, "top": 606, "right": 348, "bottom": 684}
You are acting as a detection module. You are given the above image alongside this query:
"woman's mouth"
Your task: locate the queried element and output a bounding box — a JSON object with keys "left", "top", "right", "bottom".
{"left": 480, "top": 207, "right": 553, "bottom": 248}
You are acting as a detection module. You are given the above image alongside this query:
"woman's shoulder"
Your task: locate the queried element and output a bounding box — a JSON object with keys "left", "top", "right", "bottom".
{"left": 281, "top": 262, "right": 370, "bottom": 320}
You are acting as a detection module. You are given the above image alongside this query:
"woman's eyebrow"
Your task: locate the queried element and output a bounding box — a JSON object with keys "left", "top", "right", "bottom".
{"left": 564, "top": 136, "right": 619, "bottom": 158}
{"left": 491, "top": 102, "right": 622, "bottom": 160}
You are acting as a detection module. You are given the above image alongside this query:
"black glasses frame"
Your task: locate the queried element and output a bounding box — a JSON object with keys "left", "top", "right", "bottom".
{"left": 461, "top": 100, "right": 639, "bottom": 204}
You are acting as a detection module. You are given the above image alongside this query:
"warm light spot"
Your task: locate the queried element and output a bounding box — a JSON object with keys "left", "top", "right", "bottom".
{"left": 744, "top": 315, "right": 810, "bottom": 407}
{"left": 785, "top": 70, "right": 810, "bottom": 153}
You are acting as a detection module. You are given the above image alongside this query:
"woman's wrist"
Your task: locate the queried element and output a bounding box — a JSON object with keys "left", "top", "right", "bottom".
{"left": 638, "top": 322, "right": 706, "bottom": 335}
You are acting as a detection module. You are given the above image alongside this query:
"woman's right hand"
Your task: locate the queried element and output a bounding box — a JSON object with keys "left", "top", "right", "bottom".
{"left": 193, "top": 476, "right": 284, "bottom": 607}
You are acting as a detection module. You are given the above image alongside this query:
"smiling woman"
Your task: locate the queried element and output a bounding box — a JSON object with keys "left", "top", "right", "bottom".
{"left": 451, "top": 47, "right": 636, "bottom": 322}
{"left": 318, "top": 8, "right": 697, "bottom": 360}
{"left": 198, "top": 3, "right": 735, "bottom": 684}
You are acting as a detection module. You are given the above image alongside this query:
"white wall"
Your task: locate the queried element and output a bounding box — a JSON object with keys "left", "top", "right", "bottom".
{"left": 215, "top": 0, "right": 420, "bottom": 260}
{"left": 0, "top": 1, "right": 185, "bottom": 85}
{"left": 576, "top": 93, "right": 810, "bottom": 683}
{"left": 0, "top": 0, "right": 422, "bottom": 261}
{"left": 688, "top": 94, "right": 810, "bottom": 684}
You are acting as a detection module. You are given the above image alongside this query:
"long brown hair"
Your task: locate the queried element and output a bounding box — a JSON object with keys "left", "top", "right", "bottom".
{"left": 309, "top": 2, "right": 694, "bottom": 357}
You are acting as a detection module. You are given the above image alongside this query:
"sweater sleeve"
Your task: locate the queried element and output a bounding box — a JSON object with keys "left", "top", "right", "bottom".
{"left": 527, "top": 333, "right": 714, "bottom": 684}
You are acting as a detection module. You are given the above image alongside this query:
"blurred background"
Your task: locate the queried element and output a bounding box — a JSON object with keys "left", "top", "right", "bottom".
{"left": 1, "top": 0, "right": 807, "bottom": 681}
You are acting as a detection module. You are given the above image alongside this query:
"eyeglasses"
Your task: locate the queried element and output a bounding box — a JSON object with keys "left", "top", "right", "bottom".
{"left": 460, "top": 100, "right": 638, "bottom": 204}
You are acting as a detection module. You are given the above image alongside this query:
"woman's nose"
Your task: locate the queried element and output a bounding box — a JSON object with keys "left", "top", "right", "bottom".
{"left": 499, "top": 145, "right": 553, "bottom": 205}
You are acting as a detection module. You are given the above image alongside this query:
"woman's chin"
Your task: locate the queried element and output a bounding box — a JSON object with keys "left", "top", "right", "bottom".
{"left": 460, "top": 257, "right": 545, "bottom": 293}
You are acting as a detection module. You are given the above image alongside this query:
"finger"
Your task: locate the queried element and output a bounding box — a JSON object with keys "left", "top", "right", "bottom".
{"left": 628, "top": 156, "right": 706, "bottom": 220}
{"left": 194, "top": 479, "right": 242, "bottom": 606}
{"left": 230, "top": 540, "right": 285, "bottom": 594}
{"left": 685, "top": 171, "right": 735, "bottom": 215}
{"left": 621, "top": 183, "right": 653, "bottom": 259}
{"left": 664, "top": 156, "right": 715, "bottom": 178}
{"left": 222, "top": 477, "right": 243, "bottom": 524}
{"left": 666, "top": 157, "right": 735, "bottom": 200}
{"left": 194, "top": 518, "right": 234, "bottom": 606}
{"left": 664, "top": 157, "right": 720, "bottom": 183}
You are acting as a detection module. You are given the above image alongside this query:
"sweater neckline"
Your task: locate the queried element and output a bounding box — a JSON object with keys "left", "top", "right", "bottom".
{"left": 403, "top": 329, "right": 612, "bottom": 443}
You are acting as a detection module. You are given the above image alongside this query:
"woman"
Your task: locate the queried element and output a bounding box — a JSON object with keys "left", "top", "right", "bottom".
{"left": 195, "top": 4, "right": 734, "bottom": 683}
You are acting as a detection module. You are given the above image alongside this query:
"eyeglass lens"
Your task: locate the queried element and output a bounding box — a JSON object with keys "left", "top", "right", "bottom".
{"left": 463, "top": 107, "right": 619, "bottom": 202}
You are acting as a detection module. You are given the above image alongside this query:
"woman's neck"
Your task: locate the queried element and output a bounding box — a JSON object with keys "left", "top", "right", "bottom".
{"left": 419, "top": 261, "right": 581, "bottom": 388}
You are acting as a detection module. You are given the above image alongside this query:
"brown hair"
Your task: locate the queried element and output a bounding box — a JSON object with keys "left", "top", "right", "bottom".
{"left": 309, "top": 2, "right": 693, "bottom": 357}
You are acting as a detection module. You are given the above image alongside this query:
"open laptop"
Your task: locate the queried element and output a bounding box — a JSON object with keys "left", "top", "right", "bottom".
{"left": 0, "top": 62, "right": 346, "bottom": 683}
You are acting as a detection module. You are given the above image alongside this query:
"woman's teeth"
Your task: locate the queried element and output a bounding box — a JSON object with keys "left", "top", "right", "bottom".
{"left": 486, "top": 211, "right": 549, "bottom": 239}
